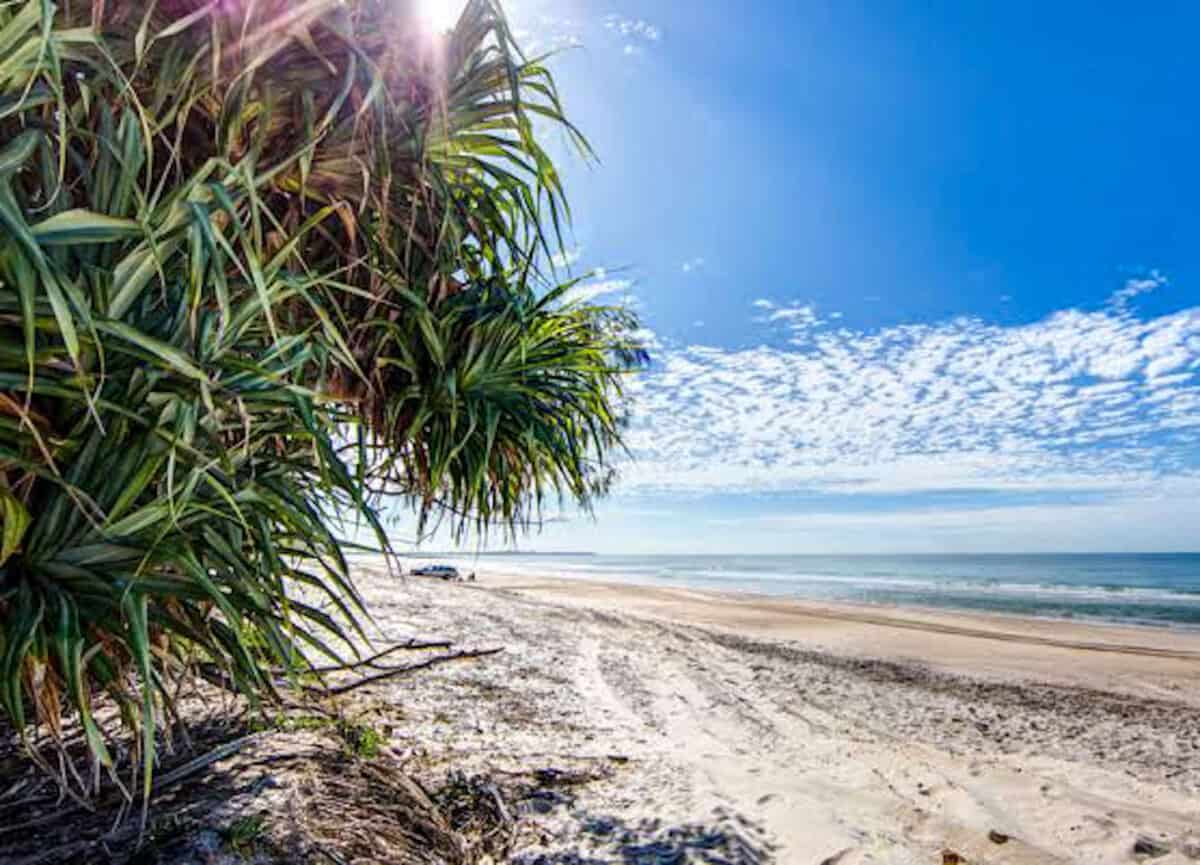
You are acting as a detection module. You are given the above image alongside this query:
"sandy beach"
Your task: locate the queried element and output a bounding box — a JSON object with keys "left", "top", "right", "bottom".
{"left": 6, "top": 6, "right": 1199, "bottom": 865}
{"left": 349, "top": 561, "right": 1200, "bottom": 865}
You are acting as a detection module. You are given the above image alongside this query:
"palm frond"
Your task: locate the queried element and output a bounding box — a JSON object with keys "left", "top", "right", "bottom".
{"left": 0, "top": 0, "right": 645, "bottom": 802}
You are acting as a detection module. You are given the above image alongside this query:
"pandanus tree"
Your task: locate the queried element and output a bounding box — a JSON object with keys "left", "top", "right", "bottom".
{"left": 0, "top": 0, "right": 643, "bottom": 801}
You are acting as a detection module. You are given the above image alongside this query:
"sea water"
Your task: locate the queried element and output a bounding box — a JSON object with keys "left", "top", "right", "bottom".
{"left": 442, "top": 553, "right": 1200, "bottom": 629}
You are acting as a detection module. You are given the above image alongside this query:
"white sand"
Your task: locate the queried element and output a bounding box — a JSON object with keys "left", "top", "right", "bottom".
{"left": 350, "top": 562, "right": 1200, "bottom": 864}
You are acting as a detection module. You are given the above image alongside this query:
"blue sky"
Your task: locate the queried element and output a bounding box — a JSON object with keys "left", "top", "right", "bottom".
{"left": 417, "top": 0, "right": 1200, "bottom": 553}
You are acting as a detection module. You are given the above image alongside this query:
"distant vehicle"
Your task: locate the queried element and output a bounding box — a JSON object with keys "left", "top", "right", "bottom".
{"left": 410, "top": 564, "right": 461, "bottom": 581}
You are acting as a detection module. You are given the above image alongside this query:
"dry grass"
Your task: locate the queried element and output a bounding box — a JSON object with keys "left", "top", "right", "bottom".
{"left": 0, "top": 690, "right": 519, "bottom": 865}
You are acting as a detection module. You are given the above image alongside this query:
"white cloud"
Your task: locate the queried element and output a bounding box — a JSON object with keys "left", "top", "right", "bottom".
{"left": 512, "top": 16, "right": 586, "bottom": 54}
{"left": 755, "top": 301, "right": 836, "bottom": 343}
{"left": 620, "top": 293, "right": 1200, "bottom": 502}
{"left": 550, "top": 247, "right": 583, "bottom": 270}
{"left": 514, "top": 12, "right": 660, "bottom": 57}
{"left": 681, "top": 256, "right": 706, "bottom": 274}
{"left": 602, "top": 14, "right": 661, "bottom": 57}
{"left": 604, "top": 15, "right": 661, "bottom": 41}
{"left": 1110, "top": 270, "right": 1167, "bottom": 307}
{"left": 1145, "top": 348, "right": 1192, "bottom": 379}
{"left": 630, "top": 328, "right": 662, "bottom": 351}
{"left": 562, "top": 278, "right": 632, "bottom": 304}
{"left": 768, "top": 304, "right": 818, "bottom": 324}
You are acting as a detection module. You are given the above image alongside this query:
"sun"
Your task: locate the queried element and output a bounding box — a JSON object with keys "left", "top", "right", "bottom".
{"left": 413, "top": 0, "right": 463, "bottom": 32}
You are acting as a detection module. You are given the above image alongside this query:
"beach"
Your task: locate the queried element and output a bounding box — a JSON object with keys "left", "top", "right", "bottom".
{"left": 353, "top": 561, "right": 1200, "bottom": 864}
{"left": 5, "top": 5, "right": 1198, "bottom": 865}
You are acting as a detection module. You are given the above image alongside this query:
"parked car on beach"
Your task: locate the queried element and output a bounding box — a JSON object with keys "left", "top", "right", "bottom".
{"left": 410, "top": 564, "right": 461, "bottom": 580}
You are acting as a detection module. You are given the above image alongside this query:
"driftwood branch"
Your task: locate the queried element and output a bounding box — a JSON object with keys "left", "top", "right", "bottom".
{"left": 316, "top": 648, "right": 504, "bottom": 697}
{"left": 305, "top": 639, "right": 455, "bottom": 675}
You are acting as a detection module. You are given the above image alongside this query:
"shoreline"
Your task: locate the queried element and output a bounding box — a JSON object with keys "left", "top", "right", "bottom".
{"left": 391, "top": 553, "right": 1200, "bottom": 634}
{"left": 479, "top": 566, "right": 1200, "bottom": 632}
{"left": 410, "top": 562, "right": 1200, "bottom": 703}
{"left": 352, "top": 563, "right": 1200, "bottom": 863}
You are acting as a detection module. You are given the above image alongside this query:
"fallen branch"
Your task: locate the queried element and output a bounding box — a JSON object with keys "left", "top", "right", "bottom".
{"left": 150, "top": 733, "right": 268, "bottom": 793}
{"left": 317, "top": 648, "right": 504, "bottom": 697}
{"left": 304, "top": 639, "right": 455, "bottom": 675}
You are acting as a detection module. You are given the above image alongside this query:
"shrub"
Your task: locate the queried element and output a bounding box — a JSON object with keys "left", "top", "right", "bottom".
{"left": 0, "top": 0, "right": 643, "bottom": 804}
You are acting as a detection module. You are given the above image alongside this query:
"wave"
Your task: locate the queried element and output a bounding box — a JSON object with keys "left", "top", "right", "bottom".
{"left": 463, "top": 557, "right": 1200, "bottom": 606}
{"left": 426, "top": 554, "right": 1200, "bottom": 626}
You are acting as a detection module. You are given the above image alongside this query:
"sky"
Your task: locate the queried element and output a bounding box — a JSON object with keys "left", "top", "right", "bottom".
{"left": 413, "top": 0, "right": 1200, "bottom": 554}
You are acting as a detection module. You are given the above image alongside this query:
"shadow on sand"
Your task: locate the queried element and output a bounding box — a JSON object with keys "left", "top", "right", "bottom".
{"left": 510, "top": 800, "right": 775, "bottom": 865}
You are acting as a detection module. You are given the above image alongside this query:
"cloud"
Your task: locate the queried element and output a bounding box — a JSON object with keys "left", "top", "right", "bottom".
{"left": 562, "top": 278, "right": 633, "bottom": 304}
{"left": 604, "top": 14, "right": 661, "bottom": 56}
{"left": 619, "top": 289, "right": 1200, "bottom": 503}
{"left": 1110, "top": 270, "right": 1167, "bottom": 308}
{"left": 513, "top": 12, "right": 661, "bottom": 58}
{"left": 768, "top": 303, "right": 818, "bottom": 325}
{"left": 512, "top": 15, "right": 585, "bottom": 55}
{"left": 550, "top": 247, "right": 583, "bottom": 270}
{"left": 604, "top": 15, "right": 661, "bottom": 41}
{"left": 753, "top": 300, "right": 832, "bottom": 342}
{"left": 681, "top": 257, "right": 706, "bottom": 274}
{"left": 630, "top": 328, "right": 662, "bottom": 351}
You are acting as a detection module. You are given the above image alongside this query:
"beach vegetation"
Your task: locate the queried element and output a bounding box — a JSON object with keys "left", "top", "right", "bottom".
{"left": 0, "top": 0, "right": 643, "bottom": 807}
{"left": 337, "top": 717, "right": 387, "bottom": 759}
{"left": 223, "top": 814, "right": 268, "bottom": 858}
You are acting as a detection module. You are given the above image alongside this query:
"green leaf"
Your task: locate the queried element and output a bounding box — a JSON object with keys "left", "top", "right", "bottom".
{"left": 0, "top": 0, "right": 638, "bottom": 812}
{"left": 31, "top": 209, "right": 142, "bottom": 245}
{"left": 95, "top": 320, "right": 209, "bottom": 382}
{"left": 0, "top": 487, "right": 31, "bottom": 565}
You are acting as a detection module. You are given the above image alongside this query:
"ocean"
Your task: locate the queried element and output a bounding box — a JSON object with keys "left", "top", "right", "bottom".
{"left": 436, "top": 553, "right": 1200, "bottom": 629}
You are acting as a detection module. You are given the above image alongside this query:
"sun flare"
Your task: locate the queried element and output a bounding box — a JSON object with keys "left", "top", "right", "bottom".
{"left": 413, "top": 0, "right": 463, "bottom": 32}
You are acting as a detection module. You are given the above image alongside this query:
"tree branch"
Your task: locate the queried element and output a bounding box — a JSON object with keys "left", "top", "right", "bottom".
{"left": 315, "top": 648, "right": 504, "bottom": 697}
{"left": 304, "top": 639, "right": 455, "bottom": 674}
